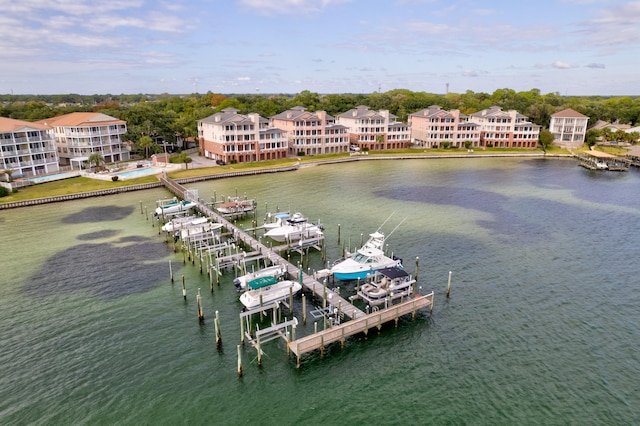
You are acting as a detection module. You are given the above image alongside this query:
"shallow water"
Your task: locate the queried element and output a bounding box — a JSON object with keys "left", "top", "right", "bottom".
{"left": 1, "top": 158, "right": 639, "bottom": 424}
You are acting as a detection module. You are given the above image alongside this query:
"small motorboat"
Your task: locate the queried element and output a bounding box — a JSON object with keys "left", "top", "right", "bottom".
{"left": 155, "top": 199, "right": 197, "bottom": 216}
{"left": 356, "top": 267, "right": 415, "bottom": 306}
{"left": 239, "top": 280, "right": 302, "bottom": 309}
{"left": 233, "top": 264, "right": 287, "bottom": 291}
{"left": 330, "top": 231, "right": 401, "bottom": 281}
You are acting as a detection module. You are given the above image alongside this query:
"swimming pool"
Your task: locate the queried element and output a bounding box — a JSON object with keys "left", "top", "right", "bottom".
{"left": 114, "top": 167, "right": 164, "bottom": 179}
{"left": 28, "top": 172, "right": 80, "bottom": 184}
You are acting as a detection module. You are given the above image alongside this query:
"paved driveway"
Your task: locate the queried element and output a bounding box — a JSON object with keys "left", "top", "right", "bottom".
{"left": 187, "top": 153, "right": 217, "bottom": 169}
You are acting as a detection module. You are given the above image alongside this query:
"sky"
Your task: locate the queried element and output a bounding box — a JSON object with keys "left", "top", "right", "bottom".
{"left": 1, "top": 0, "right": 639, "bottom": 96}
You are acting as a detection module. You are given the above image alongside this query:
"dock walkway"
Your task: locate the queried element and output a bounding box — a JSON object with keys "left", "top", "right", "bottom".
{"left": 160, "top": 176, "right": 365, "bottom": 319}
{"left": 160, "top": 177, "right": 436, "bottom": 366}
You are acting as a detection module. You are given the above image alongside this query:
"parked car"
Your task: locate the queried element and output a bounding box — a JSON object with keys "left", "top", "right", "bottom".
{"left": 350, "top": 145, "right": 361, "bottom": 152}
{"left": 216, "top": 159, "right": 226, "bottom": 165}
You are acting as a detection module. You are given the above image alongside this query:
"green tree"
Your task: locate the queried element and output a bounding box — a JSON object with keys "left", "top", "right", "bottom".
{"left": 176, "top": 152, "right": 193, "bottom": 170}
{"left": 87, "top": 152, "right": 105, "bottom": 172}
{"left": 138, "top": 136, "right": 155, "bottom": 159}
{"left": 538, "top": 129, "right": 554, "bottom": 152}
{"left": 586, "top": 129, "right": 600, "bottom": 147}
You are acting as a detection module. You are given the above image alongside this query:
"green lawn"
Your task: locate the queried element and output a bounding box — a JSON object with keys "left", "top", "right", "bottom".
{"left": 1, "top": 147, "right": 574, "bottom": 204}
{"left": 1, "top": 175, "right": 159, "bottom": 203}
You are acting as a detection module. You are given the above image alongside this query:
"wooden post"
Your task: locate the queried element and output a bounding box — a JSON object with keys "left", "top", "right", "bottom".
{"left": 197, "top": 288, "right": 204, "bottom": 321}
{"left": 140, "top": 200, "right": 143, "bottom": 214}
{"left": 446, "top": 271, "right": 452, "bottom": 298}
{"left": 337, "top": 224, "right": 340, "bottom": 244}
{"left": 169, "top": 260, "right": 174, "bottom": 282}
{"left": 237, "top": 345, "right": 243, "bottom": 377}
{"left": 323, "top": 279, "right": 327, "bottom": 309}
{"left": 215, "top": 310, "right": 222, "bottom": 348}
{"left": 181, "top": 275, "right": 186, "bottom": 300}
{"left": 414, "top": 257, "right": 419, "bottom": 281}
{"left": 145, "top": 206, "right": 148, "bottom": 221}
{"left": 302, "top": 294, "right": 307, "bottom": 325}
{"left": 289, "top": 287, "right": 293, "bottom": 315}
{"left": 256, "top": 328, "right": 262, "bottom": 367}
{"left": 240, "top": 314, "right": 245, "bottom": 344}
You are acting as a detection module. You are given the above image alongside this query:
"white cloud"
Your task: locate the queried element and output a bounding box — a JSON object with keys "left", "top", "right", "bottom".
{"left": 585, "top": 63, "right": 605, "bottom": 69}
{"left": 552, "top": 61, "right": 574, "bottom": 69}
{"left": 237, "top": 0, "right": 351, "bottom": 15}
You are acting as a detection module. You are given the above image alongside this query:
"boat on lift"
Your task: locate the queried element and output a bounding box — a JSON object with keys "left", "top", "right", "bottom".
{"left": 155, "top": 199, "right": 197, "bottom": 216}
{"left": 263, "top": 215, "right": 323, "bottom": 242}
{"left": 162, "top": 216, "right": 207, "bottom": 232}
{"left": 239, "top": 280, "right": 302, "bottom": 309}
{"left": 354, "top": 267, "right": 415, "bottom": 306}
{"left": 233, "top": 264, "right": 288, "bottom": 291}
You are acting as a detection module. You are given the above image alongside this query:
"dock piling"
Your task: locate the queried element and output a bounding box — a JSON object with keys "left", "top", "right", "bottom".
{"left": 181, "top": 275, "right": 186, "bottom": 300}
{"left": 446, "top": 271, "right": 452, "bottom": 298}
{"left": 237, "top": 345, "right": 243, "bottom": 377}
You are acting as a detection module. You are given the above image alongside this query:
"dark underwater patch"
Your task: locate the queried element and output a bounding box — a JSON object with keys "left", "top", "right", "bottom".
{"left": 23, "top": 237, "right": 181, "bottom": 300}
{"left": 62, "top": 206, "right": 135, "bottom": 224}
{"left": 77, "top": 230, "right": 120, "bottom": 241}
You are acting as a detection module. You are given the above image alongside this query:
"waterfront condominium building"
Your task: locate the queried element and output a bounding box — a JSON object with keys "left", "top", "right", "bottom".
{"left": 336, "top": 106, "right": 411, "bottom": 151}
{"left": 408, "top": 105, "right": 481, "bottom": 148}
{"left": 549, "top": 108, "right": 589, "bottom": 148}
{"left": 198, "top": 108, "right": 288, "bottom": 164}
{"left": 270, "top": 106, "right": 349, "bottom": 156}
{"left": 38, "top": 112, "right": 129, "bottom": 168}
{"left": 468, "top": 106, "right": 540, "bottom": 148}
{"left": 0, "top": 117, "right": 59, "bottom": 179}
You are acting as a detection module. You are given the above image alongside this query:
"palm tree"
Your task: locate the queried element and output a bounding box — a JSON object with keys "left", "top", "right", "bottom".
{"left": 138, "top": 136, "right": 154, "bottom": 159}
{"left": 87, "top": 152, "right": 105, "bottom": 172}
{"left": 176, "top": 152, "right": 193, "bottom": 170}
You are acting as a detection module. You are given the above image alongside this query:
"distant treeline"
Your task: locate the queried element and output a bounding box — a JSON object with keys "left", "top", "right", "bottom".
{"left": 1, "top": 89, "right": 639, "bottom": 146}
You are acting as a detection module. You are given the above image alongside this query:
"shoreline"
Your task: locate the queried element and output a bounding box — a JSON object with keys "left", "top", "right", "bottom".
{"left": 0, "top": 152, "right": 575, "bottom": 209}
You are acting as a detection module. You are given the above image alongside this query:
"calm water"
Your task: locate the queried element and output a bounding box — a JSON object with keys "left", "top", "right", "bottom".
{"left": 1, "top": 157, "right": 639, "bottom": 425}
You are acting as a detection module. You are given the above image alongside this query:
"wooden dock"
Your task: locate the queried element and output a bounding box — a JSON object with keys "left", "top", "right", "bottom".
{"left": 159, "top": 177, "right": 434, "bottom": 366}
{"left": 289, "top": 293, "right": 434, "bottom": 366}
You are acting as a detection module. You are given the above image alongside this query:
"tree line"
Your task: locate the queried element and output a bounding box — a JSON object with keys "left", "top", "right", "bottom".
{"left": 2, "top": 89, "right": 639, "bottom": 154}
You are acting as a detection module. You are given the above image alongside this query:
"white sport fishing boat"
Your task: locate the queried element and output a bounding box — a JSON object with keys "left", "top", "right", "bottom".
{"left": 330, "top": 215, "right": 406, "bottom": 281}
{"left": 239, "top": 280, "right": 302, "bottom": 309}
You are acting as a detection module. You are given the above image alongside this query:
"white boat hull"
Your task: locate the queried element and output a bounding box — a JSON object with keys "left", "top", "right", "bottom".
{"left": 233, "top": 264, "right": 287, "bottom": 291}
{"left": 239, "top": 280, "right": 302, "bottom": 309}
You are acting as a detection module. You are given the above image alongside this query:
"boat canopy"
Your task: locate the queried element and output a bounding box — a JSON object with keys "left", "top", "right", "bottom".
{"left": 247, "top": 275, "right": 279, "bottom": 290}
{"left": 374, "top": 267, "right": 408, "bottom": 279}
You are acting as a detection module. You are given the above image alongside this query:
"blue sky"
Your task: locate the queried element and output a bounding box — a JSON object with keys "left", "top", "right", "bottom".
{"left": 1, "top": 0, "right": 639, "bottom": 96}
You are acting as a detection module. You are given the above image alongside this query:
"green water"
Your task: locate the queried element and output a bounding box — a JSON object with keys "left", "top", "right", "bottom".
{"left": 1, "top": 158, "right": 639, "bottom": 425}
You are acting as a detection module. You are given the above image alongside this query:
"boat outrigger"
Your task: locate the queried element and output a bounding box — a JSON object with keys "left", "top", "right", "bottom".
{"left": 331, "top": 215, "right": 405, "bottom": 281}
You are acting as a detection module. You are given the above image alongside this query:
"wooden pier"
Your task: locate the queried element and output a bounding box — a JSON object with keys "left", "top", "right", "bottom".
{"left": 158, "top": 176, "right": 434, "bottom": 366}
{"left": 289, "top": 293, "right": 434, "bottom": 367}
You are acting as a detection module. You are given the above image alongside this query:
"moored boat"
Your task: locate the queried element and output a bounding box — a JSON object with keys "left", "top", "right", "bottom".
{"left": 239, "top": 280, "right": 302, "bottom": 309}
{"left": 233, "top": 264, "right": 287, "bottom": 291}
{"left": 355, "top": 267, "right": 415, "bottom": 306}
{"left": 263, "top": 214, "right": 323, "bottom": 242}
{"left": 162, "top": 216, "right": 207, "bottom": 232}
{"left": 155, "top": 199, "right": 197, "bottom": 216}
{"left": 330, "top": 231, "right": 401, "bottom": 281}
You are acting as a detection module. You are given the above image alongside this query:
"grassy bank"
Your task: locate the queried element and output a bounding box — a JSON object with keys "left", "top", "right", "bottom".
{"left": 0, "top": 175, "right": 159, "bottom": 203}
{"left": 1, "top": 146, "right": 575, "bottom": 204}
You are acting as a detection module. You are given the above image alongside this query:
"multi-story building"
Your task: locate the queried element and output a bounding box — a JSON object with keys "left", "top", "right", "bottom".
{"left": 270, "top": 106, "right": 349, "bottom": 156}
{"left": 408, "top": 105, "right": 481, "bottom": 148}
{"left": 469, "top": 106, "right": 540, "bottom": 148}
{"left": 38, "top": 112, "right": 129, "bottom": 168}
{"left": 550, "top": 109, "right": 589, "bottom": 148}
{"left": 336, "top": 106, "right": 410, "bottom": 150}
{"left": 198, "top": 108, "right": 288, "bottom": 164}
{"left": 0, "top": 117, "right": 59, "bottom": 178}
